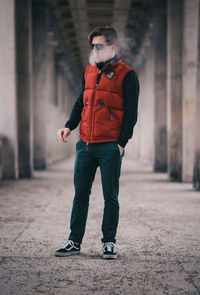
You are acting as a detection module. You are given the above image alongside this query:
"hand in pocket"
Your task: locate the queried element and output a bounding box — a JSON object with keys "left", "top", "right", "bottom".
{"left": 117, "top": 144, "right": 124, "bottom": 156}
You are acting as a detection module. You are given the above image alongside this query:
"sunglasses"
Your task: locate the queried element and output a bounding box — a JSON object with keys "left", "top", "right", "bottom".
{"left": 90, "top": 43, "right": 112, "bottom": 51}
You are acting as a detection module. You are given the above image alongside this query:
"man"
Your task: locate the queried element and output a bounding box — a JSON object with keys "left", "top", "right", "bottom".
{"left": 55, "top": 26, "right": 139, "bottom": 259}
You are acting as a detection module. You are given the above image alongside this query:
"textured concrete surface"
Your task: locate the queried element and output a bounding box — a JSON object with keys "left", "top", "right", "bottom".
{"left": 0, "top": 155, "right": 200, "bottom": 295}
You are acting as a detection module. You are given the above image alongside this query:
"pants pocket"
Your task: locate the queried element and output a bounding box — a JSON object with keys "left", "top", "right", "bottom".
{"left": 76, "top": 139, "right": 82, "bottom": 150}
{"left": 114, "top": 142, "right": 125, "bottom": 157}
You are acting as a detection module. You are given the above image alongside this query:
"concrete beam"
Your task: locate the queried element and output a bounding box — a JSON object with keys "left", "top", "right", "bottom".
{"left": 69, "top": 0, "right": 90, "bottom": 68}
{"left": 113, "top": 0, "right": 132, "bottom": 37}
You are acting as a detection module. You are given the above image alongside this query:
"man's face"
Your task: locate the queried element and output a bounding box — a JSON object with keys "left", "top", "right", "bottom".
{"left": 90, "top": 35, "right": 116, "bottom": 63}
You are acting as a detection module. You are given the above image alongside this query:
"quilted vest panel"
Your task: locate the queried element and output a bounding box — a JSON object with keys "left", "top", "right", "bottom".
{"left": 79, "top": 59, "right": 135, "bottom": 144}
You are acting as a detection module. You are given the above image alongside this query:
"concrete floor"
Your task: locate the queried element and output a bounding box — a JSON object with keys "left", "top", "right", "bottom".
{"left": 0, "top": 155, "right": 200, "bottom": 295}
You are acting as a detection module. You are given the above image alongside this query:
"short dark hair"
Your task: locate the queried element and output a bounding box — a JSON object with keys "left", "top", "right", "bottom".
{"left": 88, "top": 26, "right": 118, "bottom": 45}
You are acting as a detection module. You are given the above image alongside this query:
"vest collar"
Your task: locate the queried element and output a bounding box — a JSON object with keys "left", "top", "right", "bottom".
{"left": 95, "top": 54, "right": 121, "bottom": 72}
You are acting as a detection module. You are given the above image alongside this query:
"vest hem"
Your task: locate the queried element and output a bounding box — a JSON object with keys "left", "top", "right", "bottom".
{"left": 79, "top": 135, "right": 118, "bottom": 144}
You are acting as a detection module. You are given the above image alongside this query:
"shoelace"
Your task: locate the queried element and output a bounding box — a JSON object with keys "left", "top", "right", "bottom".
{"left": 102, "top": 242, "right": 115, "bottom": 252}
{"left": 61, "top": 239, "right": 74, "bottom": 249}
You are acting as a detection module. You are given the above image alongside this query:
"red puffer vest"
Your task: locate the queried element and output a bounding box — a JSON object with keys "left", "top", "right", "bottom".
{"left": 79, "top": 59, "right": 135, "bottom": 148}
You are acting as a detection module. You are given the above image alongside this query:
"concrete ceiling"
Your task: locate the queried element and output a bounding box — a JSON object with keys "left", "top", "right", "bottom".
{"left": 50, "top": 0, "right": 159, "bottom": 72}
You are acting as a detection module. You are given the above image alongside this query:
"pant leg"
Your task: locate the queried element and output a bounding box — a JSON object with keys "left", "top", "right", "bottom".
{"left": 68, "top": 140, "right": 99, "bottom": 244}
{"left": 98, "top": 142, "right": 125, "bottom": 244}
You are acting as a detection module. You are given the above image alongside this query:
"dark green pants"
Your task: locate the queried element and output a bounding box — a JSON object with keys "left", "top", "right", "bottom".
{"left": 68, "top": 139, "right": 125, "bottom": 244}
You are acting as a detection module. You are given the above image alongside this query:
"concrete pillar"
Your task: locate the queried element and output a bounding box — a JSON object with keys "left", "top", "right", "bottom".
{"left": 0, "top": 0, "right": 18, "bottom": 179}
{"left": 15, "top": 0, "right": 33, "bottom": 178}
{"left": 32, "top": 0, "right": 48, "bottom": 169}
{"left": 193, "top": 1, "right": 200, "bottom": 190}
{"left": 167, "top": 0, "right": 183, "bottom": 181}
{"left": 182, "top": 0, "right": 199, "bottom": 182}
{"left": 154, "top": 2, "right": 167, "bottom": 172}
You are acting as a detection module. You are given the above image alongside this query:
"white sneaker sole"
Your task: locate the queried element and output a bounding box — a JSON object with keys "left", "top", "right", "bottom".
{"left": 54, "top": 250, "right": 80, "bottom": 257}
{"left": 102, "top": 253, "right": 117, "bottom": 259}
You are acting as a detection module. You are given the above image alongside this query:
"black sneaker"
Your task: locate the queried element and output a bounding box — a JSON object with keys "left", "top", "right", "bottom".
{"left": 102, "top": 242, "right": 117, "bottom": 259}
{"left": 54, "top": 240, "right": 80, "bottom": 257}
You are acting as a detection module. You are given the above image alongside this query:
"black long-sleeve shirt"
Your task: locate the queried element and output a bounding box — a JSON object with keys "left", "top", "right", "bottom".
{"left": 65, "top": 65, "right": 140, "bottom": 148}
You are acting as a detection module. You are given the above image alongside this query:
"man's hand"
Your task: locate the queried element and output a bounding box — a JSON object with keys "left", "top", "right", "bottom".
{"left": 58, "top": 128, "right": 71, "bottom": 143}
{"left": 118, "top": 144, "right": 124, "bottom": 156}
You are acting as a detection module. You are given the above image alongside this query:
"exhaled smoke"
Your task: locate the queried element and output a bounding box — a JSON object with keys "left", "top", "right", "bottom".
{"left": 89, "top": 51, "right": 95, "bottom": 65}
{"left": 114, "top": 16, "right": 136, "bottom": 64}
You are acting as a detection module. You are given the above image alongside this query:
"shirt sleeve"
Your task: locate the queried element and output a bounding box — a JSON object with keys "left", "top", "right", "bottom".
{"left": 117, "top": 70, "right": 140, "bottom": 148}
{"left": 64, "top": 71, "right": 85, "bottom": 130}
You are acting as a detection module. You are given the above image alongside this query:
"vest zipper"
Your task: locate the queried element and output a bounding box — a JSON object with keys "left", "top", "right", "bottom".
{"left": 86, "top": 69, "right": 102, "bottom": 151}
{"left": 96, "top": 70, "right": 102, "bottom": 86}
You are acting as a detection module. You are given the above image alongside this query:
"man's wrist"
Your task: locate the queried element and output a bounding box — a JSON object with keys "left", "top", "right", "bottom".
{"left": 64, "top": 122, "right": 72, "bottom": 130}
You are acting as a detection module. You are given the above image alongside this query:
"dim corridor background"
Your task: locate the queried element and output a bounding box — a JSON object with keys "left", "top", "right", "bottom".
{"left": 0, "top": 0, "right": 200, "bottom": 294}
